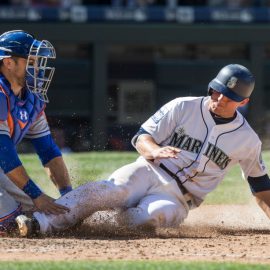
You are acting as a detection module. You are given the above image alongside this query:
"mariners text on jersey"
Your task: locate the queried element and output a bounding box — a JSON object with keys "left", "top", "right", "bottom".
{"left": 204, "top": 142, "right": 231, "bottom": 170}
{"left": 169, "top": 127, "right": 203, "bottom": 155}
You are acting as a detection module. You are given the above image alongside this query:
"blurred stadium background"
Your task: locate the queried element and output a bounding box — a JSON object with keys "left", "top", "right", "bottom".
{"left": 3, "top": 0, "right": 270, "bottom": 152}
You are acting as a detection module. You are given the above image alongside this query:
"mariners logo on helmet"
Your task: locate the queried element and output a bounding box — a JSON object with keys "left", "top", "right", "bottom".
{"left": 226, "top": 76, "right": 238, "bottom": 89}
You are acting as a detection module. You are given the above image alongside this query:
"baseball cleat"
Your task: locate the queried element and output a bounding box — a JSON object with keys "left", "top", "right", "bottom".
{"left": 15, "top": 215, "right": 40, "bottom": 237}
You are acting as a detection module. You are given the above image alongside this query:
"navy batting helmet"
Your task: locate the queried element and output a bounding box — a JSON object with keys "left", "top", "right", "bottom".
{"left": 208, "top": 64, "right": 255, "bottom": 102}
{"left": 0, "top": 30, "right": 56, "bottom": 102}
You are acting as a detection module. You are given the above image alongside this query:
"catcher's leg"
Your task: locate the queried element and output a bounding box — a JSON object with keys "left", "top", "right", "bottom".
{"left": 0, "top": 170, "right": 34, "bottom": 211}
{"left": 0, "top": 170, "right": 34, "bottom": 235}
{"left": 117, "top": 193, "right": 188, "bottom": 230}
{"left": 0, "top": 186, "right": 23, "bottom": 235}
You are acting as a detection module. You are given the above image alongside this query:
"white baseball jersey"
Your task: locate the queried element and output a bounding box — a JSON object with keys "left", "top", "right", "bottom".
{"left": 132, "top": 96, "right": 267, "bottom": 206}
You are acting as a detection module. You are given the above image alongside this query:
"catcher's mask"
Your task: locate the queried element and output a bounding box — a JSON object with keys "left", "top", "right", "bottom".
{"left": 0, "top": 30, "right": 56, "bottom": 102}
{"left": 208, "top": 64, "right": 255, "bottom": 102}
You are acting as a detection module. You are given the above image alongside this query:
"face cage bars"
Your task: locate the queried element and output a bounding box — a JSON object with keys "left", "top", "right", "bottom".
{"left": 25, "top": 40, "right": 56, "bottom": 103}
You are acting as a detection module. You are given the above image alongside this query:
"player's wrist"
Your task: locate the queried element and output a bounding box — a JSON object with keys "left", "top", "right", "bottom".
{"left": 22, "top": 179, "right": 43, "bottom": 199}
{"left": 59, "top": 185, "right": 72, "bottom": 196}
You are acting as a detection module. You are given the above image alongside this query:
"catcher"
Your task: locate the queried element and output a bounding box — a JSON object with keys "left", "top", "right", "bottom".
{"left": 0, "top": 30, "right": 71, "bottom": 235}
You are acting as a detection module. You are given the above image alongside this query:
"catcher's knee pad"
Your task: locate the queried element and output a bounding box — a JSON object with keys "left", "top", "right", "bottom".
{"left": 0, "top": 204, "right": 22, "bottom": 234}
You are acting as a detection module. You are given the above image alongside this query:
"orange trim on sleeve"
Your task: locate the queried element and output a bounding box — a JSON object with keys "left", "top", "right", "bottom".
{"left": 6, "top": 112, "right": 14, "bottom": 136}
{"left": 37, "top": 104, "right": 46, "bottom": 119}
{"left": 0, "top": 86, "right": 14, "bottom": 137}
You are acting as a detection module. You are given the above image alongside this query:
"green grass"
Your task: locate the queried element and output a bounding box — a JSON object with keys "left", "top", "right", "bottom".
{"left": 0, "top": 261, "right": 269, "bottom": 270}
{"left": 21, "top": 150, "right": 263, "bottom": 204}
{"left": 21, "top": 151, "right": 138, "bottom": 198}
{"left": 204, "top": 165, "right": 250, "bottom": 204}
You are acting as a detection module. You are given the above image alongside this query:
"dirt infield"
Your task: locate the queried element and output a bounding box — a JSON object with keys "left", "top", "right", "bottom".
{"left": 1, "top": 204, "right": 270, "bottom": 264}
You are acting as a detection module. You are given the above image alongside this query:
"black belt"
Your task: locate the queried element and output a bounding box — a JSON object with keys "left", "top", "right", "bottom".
{"left": 159, "top": 163, "right": 188, "bottom": 195}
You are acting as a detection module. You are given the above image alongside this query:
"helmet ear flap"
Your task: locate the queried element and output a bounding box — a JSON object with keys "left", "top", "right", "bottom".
{"left": 208, "top": 87, "right": 214, "bottom": 96}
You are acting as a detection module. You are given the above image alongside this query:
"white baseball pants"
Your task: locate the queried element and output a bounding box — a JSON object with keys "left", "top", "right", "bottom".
{"left": 35, "top": 159, "right": 189, "bottom": 234}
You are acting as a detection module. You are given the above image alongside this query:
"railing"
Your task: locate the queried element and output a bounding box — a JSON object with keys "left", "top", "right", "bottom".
{"left": 0, "top": 5, "right": 269, "bottom": 23}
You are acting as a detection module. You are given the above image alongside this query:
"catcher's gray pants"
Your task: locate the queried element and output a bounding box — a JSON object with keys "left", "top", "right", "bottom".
{"left": 0, "top": 169, "right": 34, "bottom": 228}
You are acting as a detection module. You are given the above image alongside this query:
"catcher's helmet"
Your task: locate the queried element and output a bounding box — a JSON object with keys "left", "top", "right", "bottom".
{"left": 0, "top": 30, "right": 56, "bottom": 102}
{"left": 208, "top": 64, "right": 255, "bottom": 102}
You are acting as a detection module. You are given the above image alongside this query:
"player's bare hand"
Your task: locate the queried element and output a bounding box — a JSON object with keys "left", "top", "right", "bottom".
{"left": 33, "top": 194, "right": 70, "bottom": 215}
{"left": 152, "top": 146, "right": 181, "bottom": 159}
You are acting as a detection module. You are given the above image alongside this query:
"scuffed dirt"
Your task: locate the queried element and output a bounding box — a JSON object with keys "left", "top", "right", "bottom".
{"left": 1, "top": 204, "right": 270, "bottom": 263}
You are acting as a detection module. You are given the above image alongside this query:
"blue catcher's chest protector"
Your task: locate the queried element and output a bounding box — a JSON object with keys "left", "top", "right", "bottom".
{"left": 0, "top": 75, "right": 45, "bottom": 145}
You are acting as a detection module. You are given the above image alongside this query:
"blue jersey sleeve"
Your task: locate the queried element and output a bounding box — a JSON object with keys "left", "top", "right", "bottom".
{"left": 0, "top": 92, "right": 8, "bottom": 121}
{"left": 0, "top": 134, "right": 22, "bottom": 173}
{"left": 30, "top": 134, "right": 62, "bottom": 165}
